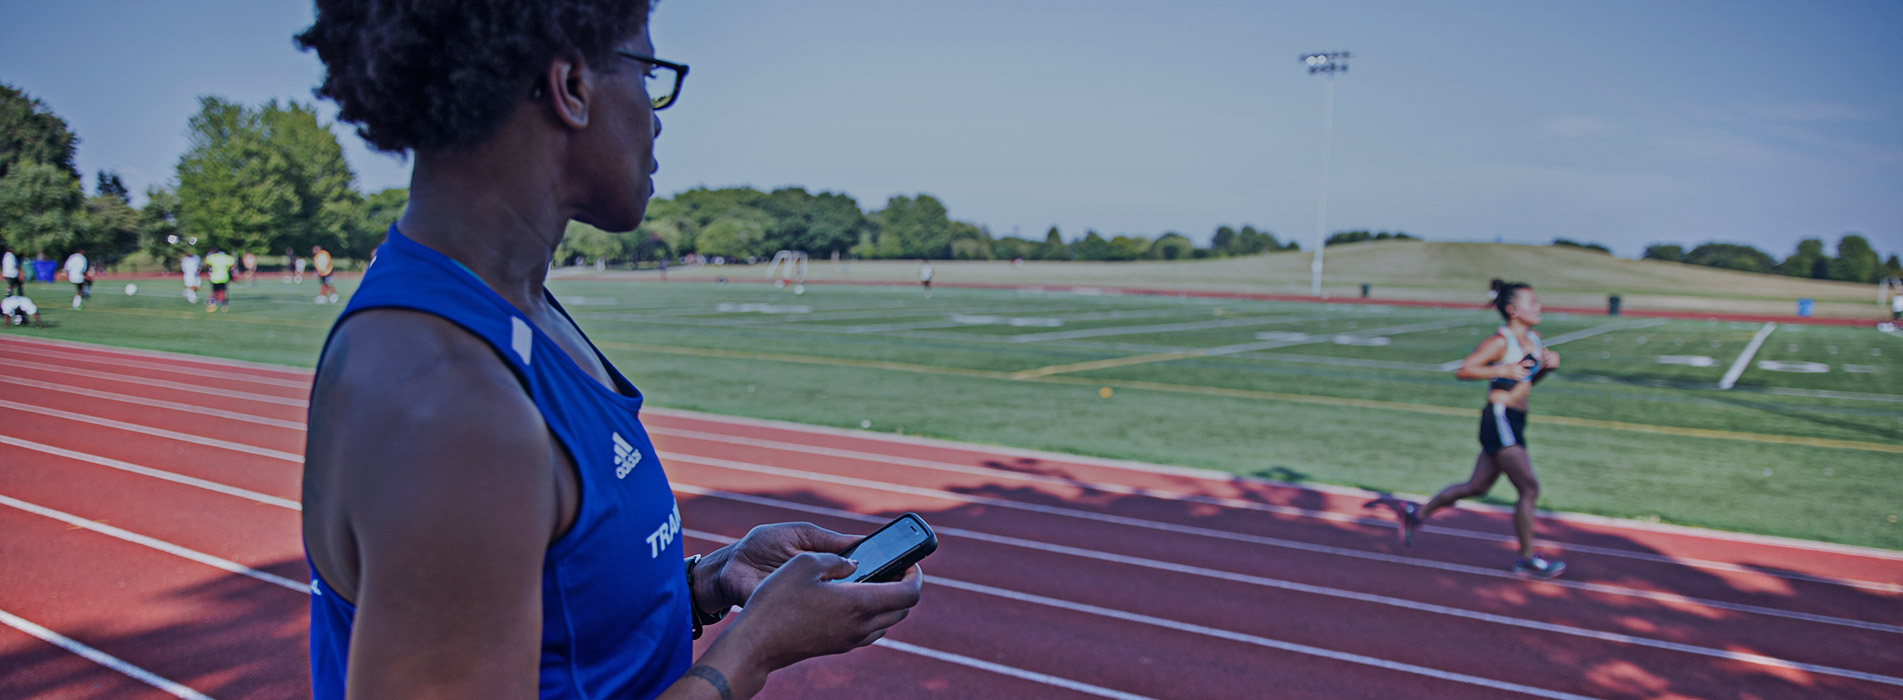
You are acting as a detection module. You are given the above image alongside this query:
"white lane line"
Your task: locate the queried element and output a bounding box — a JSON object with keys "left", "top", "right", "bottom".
{"left": 872, "top": 639, "right": 1161, "bottom": 700}
{"left": 0, "top": 334, "right": 309, "bottom": 376}
{"left": 646, "top": 406, "right": 1903, "bottom": 563}
{"left": 0, "top": 375, "right": 307, "bottom": 430}
{"left": 0, "top": 493, "right": 1163, "bottom": 700}
{"left": 0, "top": 347, "right": 309, "bottom": 388}
{"left": 0, "top": 608, "right": 217, "bottom": 700}
{"left": 0, "top": 399, "right": 302, "bottom": 463}
{"left": 0, "top": 358, "right": 309, "bottom": 408}
{"left": 650, "top": 428, "right": 1903, "bottom": 596}
{"left": 0, "top": 493, "right": 303, "bottom": 591}
{"left": 1719, "top": 322, "right": 1778, "bottom": 390}
{"left": 680, "top": 527, "right": 1596, "bottom": 700}
{"left": 676, "top": 487, "right": 1903, "bottom": 689}
{"left": 0, "top": 436, "right": 299, "bottom": 510}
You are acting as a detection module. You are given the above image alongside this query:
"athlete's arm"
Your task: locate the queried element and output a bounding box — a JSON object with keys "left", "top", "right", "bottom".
{"left": 307, "top": 312, "right": 557, "bottom": 699}
{"left": 1455, "top": 335, "right": 1521, "bottom": 381}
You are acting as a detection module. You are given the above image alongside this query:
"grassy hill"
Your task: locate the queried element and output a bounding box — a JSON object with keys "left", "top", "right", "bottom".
{"left": 637, "top": 242, "right": 1888, "bottom": 319}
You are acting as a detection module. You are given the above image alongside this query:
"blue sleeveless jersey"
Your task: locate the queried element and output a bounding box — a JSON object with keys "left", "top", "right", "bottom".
{"left": 307, "top": 226, "right": 692, "bottom": 699}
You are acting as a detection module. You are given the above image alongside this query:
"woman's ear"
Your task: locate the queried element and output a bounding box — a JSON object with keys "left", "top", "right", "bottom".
{"left": 540, "top": 55, "right": 593, "bottom": 130}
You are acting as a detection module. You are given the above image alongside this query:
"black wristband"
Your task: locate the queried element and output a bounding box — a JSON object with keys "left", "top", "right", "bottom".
{"left": 684, "top": 555, "right": 728, "bottom": 640}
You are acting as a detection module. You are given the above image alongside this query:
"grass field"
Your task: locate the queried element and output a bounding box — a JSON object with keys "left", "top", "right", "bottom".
{"left": 10, "top": 273, "right": 1901, "bottom": 549}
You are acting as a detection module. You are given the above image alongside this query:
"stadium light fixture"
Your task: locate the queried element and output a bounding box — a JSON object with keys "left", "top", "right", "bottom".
{"left": 1301, "top": 50, "right": 1350, "bottom": 297}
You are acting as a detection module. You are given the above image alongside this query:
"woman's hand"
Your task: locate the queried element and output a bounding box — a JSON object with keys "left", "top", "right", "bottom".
{"left": 1495, "top": 361, "right": 1530, "bottom": 382}
{"left": 695, "top": 522, "right": 861, "bottom": 613}
{"left": 720, "top": 553, "right": 923, "bottom": 671}
{"left": 1541, "top": 348, "right": 1560, "bottom": 369}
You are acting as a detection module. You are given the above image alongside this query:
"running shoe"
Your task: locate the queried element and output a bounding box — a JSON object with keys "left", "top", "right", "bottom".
{"left": 1398, "top": 502, "right": 1421, "bottom": 547}
{"left": 1513, "top": 555, "right": 1566, "bottom": 578}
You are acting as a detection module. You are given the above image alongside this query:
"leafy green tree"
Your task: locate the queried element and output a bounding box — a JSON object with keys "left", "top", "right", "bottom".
{"left": 1552, "top": 238, "right": 1611, "bottom": 254}
{"left": 990, "top": 237, "right": 1033, "bottom": 260}
{"left": 868, "top": 194, "right": 964, "bottom": 258}
{"left": 556, "top": 220, "right": 623, "bottom": 265}
{"left": 139, "top": 186, "right": 183, "bottom": 267}
{"left": 1071, "top": 230, "right": 1112, "bottom": 260}
{"left": 262, "top": 100, "right": 361, "bottom": 255}
{"left": 79, "top": 192, "right": 142, "bottom": 266}
{"left": 1682, "top": 242, "right": 1777, "bottom": 274}
{"left": 1151, "top": 232, "right": 1194, "bottom": 260}
{"left": 1104, "top": 235, "right": 1150, "bottom": 261}
{"left": 1035, "top": 227, "right": 1069, "bottom": 260}
{"left": 695, "top": 209, "right": 772, "bottom": 260}
{"left": 0, "top": 161, "right": 84, "bottom": 256}
{"left": 1776, "top": 238, "right": 1828, "bottom": 279}
{"left": 755, "top": 187, "right": 866, "bottom": 256}
{"left": 175, "top": 96, "right": 298, "bottom": 256}
{"left": 95, "top": 170, "right": 130, "bottom": 203}
{"left": 1642, "top": 244, "right": 1685, "bottom": 262}
{"left": 1234, "top": 225, "right": 1282, "bottom": 254}
{"left": 1827, "top": 234, "right": 1879, "bottom": 283}
{"left": 0, "top": 83, "right": 79, "bottom": 182}
{"left": 1210, "top": 225, "right": 1237, "bottom": 256}
{"left": 347, "top": 187, "right": 408, "bottom": 258}
{"left": 1883, "top": 254, "right": 1902, "bottom": 281}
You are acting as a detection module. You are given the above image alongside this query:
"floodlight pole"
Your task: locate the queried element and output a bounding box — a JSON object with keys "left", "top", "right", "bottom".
{"left": 1302, "top": 51, "right": 1350, "bottom": 297}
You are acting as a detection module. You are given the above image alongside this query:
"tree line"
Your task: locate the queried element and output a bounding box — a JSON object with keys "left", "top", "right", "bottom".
{"left": 1642, "top": 235, "right": 1901, "bottom": 284}
{"left": 5, "top": 82, "right": 1897, "bottom": 280}
{"left": 0, "top": 84, "right": 405, "bottom": 270}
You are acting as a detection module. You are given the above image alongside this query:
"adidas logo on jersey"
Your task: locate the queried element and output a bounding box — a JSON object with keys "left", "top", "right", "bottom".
{"left": 613, "top": 432, "right": 641, "bottom": 479}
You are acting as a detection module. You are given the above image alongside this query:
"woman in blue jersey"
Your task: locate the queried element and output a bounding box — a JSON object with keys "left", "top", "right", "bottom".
{"left": 295, "top": 3, "right": 922, "bottom": 699}
{"left": 1395, "top": 279, "right": 1565, "bottom": 578}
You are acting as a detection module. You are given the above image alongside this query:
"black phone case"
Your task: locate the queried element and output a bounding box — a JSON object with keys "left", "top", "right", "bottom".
{"left": 843, "top": 513, "right": 938, "bottom": 583}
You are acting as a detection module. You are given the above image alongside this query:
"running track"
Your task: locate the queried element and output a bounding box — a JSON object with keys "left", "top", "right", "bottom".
{"left": 1, "top": 335, "right": 1899, "bottom": 700}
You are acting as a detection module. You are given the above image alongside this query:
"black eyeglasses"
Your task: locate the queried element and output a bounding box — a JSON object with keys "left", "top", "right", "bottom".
{"left": 616, "top": 51, "right": 689, "bottom": 111}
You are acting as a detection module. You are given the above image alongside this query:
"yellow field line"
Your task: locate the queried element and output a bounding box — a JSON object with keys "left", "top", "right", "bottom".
{"left": 1010, "top": 350, "right": 1209, "bottom": 379}
{"left": 600, "top": 341, "right": 1902, "bottom": 455}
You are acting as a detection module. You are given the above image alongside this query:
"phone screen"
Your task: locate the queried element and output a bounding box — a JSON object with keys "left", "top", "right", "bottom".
{"left": 840, "top": 516, "right": 932, "bottom": 582}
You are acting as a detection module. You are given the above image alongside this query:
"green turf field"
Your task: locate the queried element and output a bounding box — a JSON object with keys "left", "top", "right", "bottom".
{"left": 13, "top": 276, "right": 1901, "bottom": 549}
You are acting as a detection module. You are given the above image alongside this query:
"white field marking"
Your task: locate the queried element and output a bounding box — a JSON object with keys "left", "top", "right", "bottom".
{"left": 0, "top": 493, "right": 303, "bottom": 591}
{"left": 1656, "top": 355, "right": 1716, "bottom": 367}
{"left": 0, "top": 334, "right": 309, "bottom": 376}
{"left": 0, "top": 608, "right": 216, "bottom": 700}
{"left": 1719, "top": 322, "right": 1778, "bottom": 390}
{"left": 1201, "top": 317, "right": 1474, "bottom": 356}
{"left": 0, "top": 399, "right": 302, "bottom": 463}
{"left": 674, "top": 490, "right": 1903, "bottom": 689}
{"left": 1433, "top": 318, "right": 1673, "bottom": 371}
{"left": 1755, "top": 360, "right": 1829, "bottom": 373}
{"left": 872, "top": 640, "right": 1162, "bottom": 700}
{"left": 0, "top": 358, "right": 309, "bottom": 408}
{"left": 0, "top": 436, "right": 299, "bottom": 510}
{"left": 0, "top": 376, "right": 306, "bottom": 430}
{"left": 0, "top": 347, "right": 308, "bottom": 389}
{"left": 835, "top": 306, "right": 1182, "bottom": 334}
{"left": 662, "top": 459, "right": 1899, "bottom": 633}
{"left": 649, "top": 424, "right": 1903, "bottom": 591}
{"left": 1004, "top": 314, "right": 1316, "bottom": 343}
{"left": 682, "top": 525, "right": 1594, "bottom": 700}
{"left": 644, "top": 406, "right": 1903, "bottom": 563}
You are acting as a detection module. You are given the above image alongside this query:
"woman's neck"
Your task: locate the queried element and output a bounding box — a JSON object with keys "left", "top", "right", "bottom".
{"left": 398, "top": 151, "right": 570, "bottom": 312}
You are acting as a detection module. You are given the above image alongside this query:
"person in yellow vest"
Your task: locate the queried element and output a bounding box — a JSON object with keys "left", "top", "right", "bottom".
{"left": 204, "top": 247, "right": 237, "bottom": 312}
{"left": 313, "top": 245, "right": 338, "bottom": 304}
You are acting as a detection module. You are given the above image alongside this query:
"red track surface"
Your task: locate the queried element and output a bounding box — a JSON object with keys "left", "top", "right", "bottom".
{"left": 2, "top": 334, "right": 1900, "bottom": 699}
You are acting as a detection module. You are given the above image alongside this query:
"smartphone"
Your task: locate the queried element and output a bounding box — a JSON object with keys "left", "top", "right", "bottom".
{"left": 837, "top": 513, "right": 937, "bottom": 583}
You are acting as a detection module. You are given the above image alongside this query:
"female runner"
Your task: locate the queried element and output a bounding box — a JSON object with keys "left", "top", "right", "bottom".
{"left": 1399, "top": 279, "right": 1565, "bottom": 578}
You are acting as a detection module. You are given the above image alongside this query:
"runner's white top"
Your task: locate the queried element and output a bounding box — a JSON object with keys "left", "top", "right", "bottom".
{"left": 2, "top": 251, "right": 16, "bottom": 277}
{"left": 2, "top": 296, "right": 36, "bottom": 315}
{"left": 64, "top": 254, "right": 87, "bottom": 284}
{"left": 181, "top": 255, "right": 201, "bottom": 284}
{"left": 920, "top": 262, "right": 933, "bottom": 281}
{"left": 1893, "top": 295, "right": 1903, "bottom": 313}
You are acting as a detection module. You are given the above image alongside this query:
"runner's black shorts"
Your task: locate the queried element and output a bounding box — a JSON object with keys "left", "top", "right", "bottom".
{"left": 1479, "top": 402, "right": 1527, "bottom": 454}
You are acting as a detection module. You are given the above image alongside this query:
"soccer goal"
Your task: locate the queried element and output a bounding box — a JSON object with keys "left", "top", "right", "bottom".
{"left": 765, "top": 250, "right": 808, "bottom": 286}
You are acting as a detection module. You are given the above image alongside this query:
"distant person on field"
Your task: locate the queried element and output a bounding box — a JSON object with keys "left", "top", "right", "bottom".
{"left": 242, "top": 250, "right": 260, "bottom": 285}
{"left": 313, "top": 245, "right": 338, "bottom": 303}
{"left": 1891, "top": 281, "right": 1902, "bottom": 321}
{"left": 1, "top": 294, "right": 42, "bottom": 328}
{"left": 294, "top": 252, "right": 308, "bottom": 283}
{"left": 1384, "top": 279, "right": 1566, "bottom": 578}
{"left": 204, "top": 247, "right": 237, "bottom": 312}
{"left": 919, "top": 258, "right": 933, "bottom": 299}
{"left": 181, "top": 251, "right": 203, "bottom": 304}
{"left": 295, "top": 2, "right": 922, "bottom": 699}
{"left": 2, "top": 245, "right": 20, "bottom": 297}
{"left": 63, "top": 250, "right": 88, "bottom": 310}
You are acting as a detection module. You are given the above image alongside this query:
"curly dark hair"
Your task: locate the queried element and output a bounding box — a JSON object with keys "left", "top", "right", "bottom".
{"left": 295, "top": 0, "right": 652, "bottom": 154}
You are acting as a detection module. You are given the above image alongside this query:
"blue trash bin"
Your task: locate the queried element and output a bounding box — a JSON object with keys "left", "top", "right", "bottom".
{"left": 1796, "top": 298, "right": 1814, "bottom": 317}
{"left": 32, "top": 259, "right": 55, "bottom": 283}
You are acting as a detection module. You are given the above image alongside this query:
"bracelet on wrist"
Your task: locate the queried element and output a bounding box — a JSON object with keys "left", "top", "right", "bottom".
{"left": 684, "top": 554, "right": 729, "bottom": 640}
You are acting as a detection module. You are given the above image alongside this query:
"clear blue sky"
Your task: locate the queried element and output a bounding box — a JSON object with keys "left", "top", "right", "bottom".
{"left": 4, "top": 0, "right": 1899, "bottom": 258}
